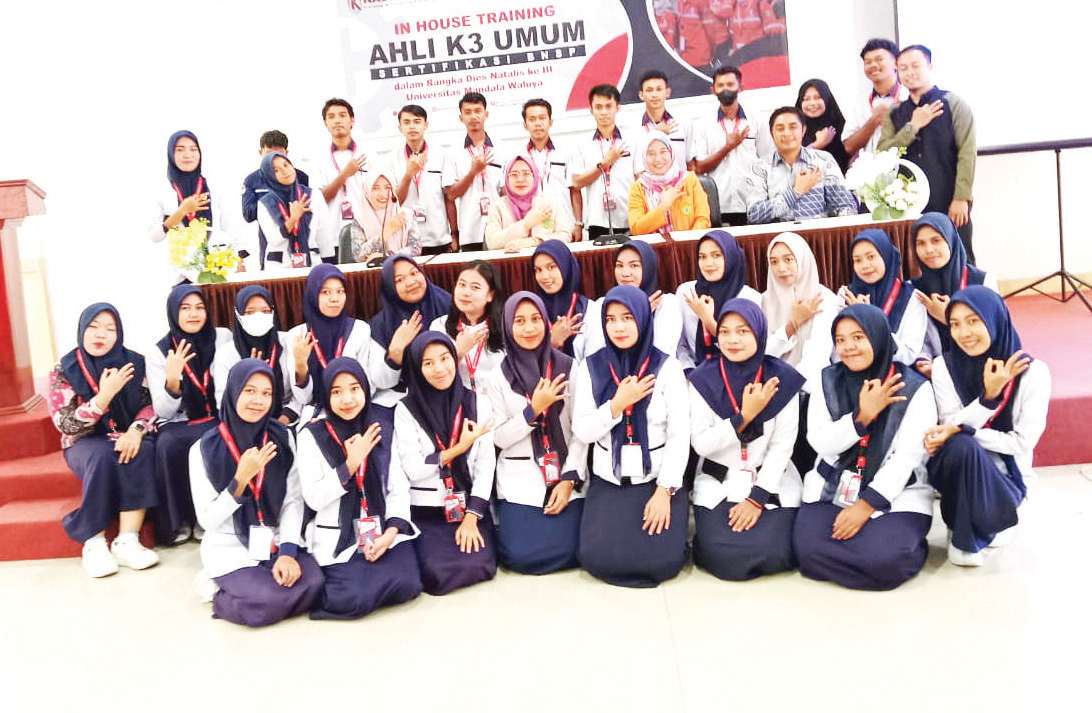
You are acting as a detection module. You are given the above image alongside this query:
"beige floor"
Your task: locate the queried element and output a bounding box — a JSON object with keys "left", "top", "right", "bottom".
{"left": 2, "top": 465, "right": 1089, "bottom": 713}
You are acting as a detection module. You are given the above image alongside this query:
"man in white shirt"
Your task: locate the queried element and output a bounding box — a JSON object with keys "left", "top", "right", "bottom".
{"left": 634, "top": 70, "right": 694, "bottom": 172}
{"left": 843, "top": 38, "right": 909, "bottom": 159}
{"left": 315, "top": 98, "right": 379, "bottom": 231}
{"left": 442, "top": 92, "right": 507, "bottom": 251}
{"left": 693, "top": 65, "right": 759, "bottom": 226}
{"left": 572, "top": 84, "right": 636, "bottom": 239}
{"left": 387, "top": 104, "right": 452, "bottom": 255}
{"left": 521, "top": 98, "right": 581, "bottom": 242}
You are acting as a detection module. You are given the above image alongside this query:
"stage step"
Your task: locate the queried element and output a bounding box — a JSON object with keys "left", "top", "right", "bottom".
{"left": 0, "top": 452, "right": 80, "bottom": 507}
{"left": 0, "top": 497, "right": 157, "bottom": 562}
{"left": 0, "top": 402, "right": 61, "bottom": 460}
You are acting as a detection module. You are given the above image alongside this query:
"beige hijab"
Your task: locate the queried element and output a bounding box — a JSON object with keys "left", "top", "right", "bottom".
{"left": 761, "top": 232, "right": 833, "bottom": 365}
{"left": 354, "top": 170, "right": 412, "bottom": 253}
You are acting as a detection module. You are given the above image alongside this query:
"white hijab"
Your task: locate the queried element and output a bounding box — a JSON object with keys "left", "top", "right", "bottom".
{"left": 761, "top": 232, "right": 834, "bottom": 365}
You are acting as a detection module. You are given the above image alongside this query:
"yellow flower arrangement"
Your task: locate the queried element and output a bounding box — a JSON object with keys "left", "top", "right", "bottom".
{"left": 166, "top": 218, "right": 239, "bottom": 283}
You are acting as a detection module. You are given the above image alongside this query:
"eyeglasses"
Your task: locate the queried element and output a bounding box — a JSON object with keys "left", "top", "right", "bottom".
{"left": 507, "top": 171, "right": 534, "bottom": 180}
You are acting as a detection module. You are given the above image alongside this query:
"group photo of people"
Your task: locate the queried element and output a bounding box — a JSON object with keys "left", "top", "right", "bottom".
{"left": 40, "top": 32, "right": 1053, "bottom": 632}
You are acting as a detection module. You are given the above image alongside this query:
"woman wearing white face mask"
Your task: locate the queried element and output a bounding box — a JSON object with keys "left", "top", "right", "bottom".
{"left": 213, "top": 286, "right": 306, "bottom": 427}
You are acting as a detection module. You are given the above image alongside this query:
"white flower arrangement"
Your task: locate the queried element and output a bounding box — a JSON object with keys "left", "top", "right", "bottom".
{"left": 166, "top": 218, "right": 240, "bottom": 283}
{"left": 845, "top": 148, "right": 930, "bottom": 220}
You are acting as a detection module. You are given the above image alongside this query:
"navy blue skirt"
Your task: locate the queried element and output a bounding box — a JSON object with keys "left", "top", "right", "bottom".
{"left": 693, "top": 501, "right": 797, "bottom": 581}
{"left": 411, "top": 506, "right": 497, "bottom": 596}
{"left": 311, "top": 544, "right": 423, "bottom": 620}
{"left": 578, "top": 476, "right": 688, "bottom": 588}
{"left": 212, "top": 551, "right": 324, "bottom": 627}
{"left": 496, "top": 498, "right": 584, "bottom": 575}
{"left": 927, "top": 433, "right": 1024, "bottom": 552}
{"left": 62, "top": 434, "right": 158, "bottom": 543}
{"left": 793, "top": 502, "right": 931, "bottom": 591}
{"left": 153, "top": 418, "right": 217, "bottom": 543}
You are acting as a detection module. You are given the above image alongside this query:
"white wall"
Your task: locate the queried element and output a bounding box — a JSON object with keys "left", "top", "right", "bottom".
{"left": 2, "top": 0, "right": 1079, "bottom": 364}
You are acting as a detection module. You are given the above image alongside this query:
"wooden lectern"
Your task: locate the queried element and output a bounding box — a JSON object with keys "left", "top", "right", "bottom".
{"left": 0, "top": 180, "right": 47, "bottom": 415}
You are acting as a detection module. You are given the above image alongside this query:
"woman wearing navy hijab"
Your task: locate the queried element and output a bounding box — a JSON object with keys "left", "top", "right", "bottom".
{"left": 297, "top": 358, "right": 423, "bottom": 619}
{"left": 572, "top": 286, "right": 689, "bottom": 587}
{"left": 924, "top": 287, "right": 1050, "bottom": 567}
{"left": 213, "top": 285, "right": 302, "bottom": 426}
{"left": 487, "top": 292, "right": 588, "bottom": 574}
{"left": 675, "top": 230, "right": 762, "bottom": 372}
{"left": 688, "top": 299, "right": 806, "bottom": 580}
{"left": 48, "top": 303, "right": 159, "bottom": 577}
{"left": 189, "top": 359, "right": 323, "bottom": 627}
{"left": 390, "top": 332, "right": 497, "bottom": 595}
{"left": 910, "top": 212, "right": 1000, "bottom": 371}
{"left": 583, "top": 240, "right": 684, "bottom": 359}
{"left": 287, "top": 263, "right": 399, "bottom": 421}
{"left": 793, "top": 305, "right": 936, "bottom": 590}
{"left": 147, "top": 284, "right": 233, "bottom": 545}
{"left": 531, "top": 240, "right": 589, "bottom": 359}
{"left": 149, "top": 130, "right": 240, "bottom": 282}
{"left": 840, "top": 228, "right": 927, "bottom": 366}
{"left": 256, "top": 151, "right": 335, "bottom": 269}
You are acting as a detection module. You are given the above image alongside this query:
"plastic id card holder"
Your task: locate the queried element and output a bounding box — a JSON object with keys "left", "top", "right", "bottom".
{"left": 619, "top": 443, "right": 644, "bottom": 480}
{"left": 248, "top": 525, "right": 275, "bottom": 561}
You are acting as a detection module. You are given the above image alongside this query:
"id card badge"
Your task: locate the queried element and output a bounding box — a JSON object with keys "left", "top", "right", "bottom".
{"left": 413, "top": 205, "right": 427, "bottom": 223}
{"left": 541, "top": 451, "right": 561, "bottom": 485}
{"left": 340, "top": 200, "right": 354, "bottom": 220}
{"left": 356, "top": 516, "right": 382, "bottom": 550}
{"left": 619, "top": 443, "right": 644, "bottom": 480}
{"left": 602, "top": 191, "right": 616, "bottom": 212}
{"left": 479, "top": 195, "right": 492, "bottom": 216}
{"left": 290, "top": 252, "right": 307, "bottom": 269}
{"left": 834, "top": 471, "right": 862, "bottom": 508}
{"left": 248, "top": 525, "right": 275, "bottom": 561}
{"left": 444, "top": 491, "right": 467, "bottom": 523}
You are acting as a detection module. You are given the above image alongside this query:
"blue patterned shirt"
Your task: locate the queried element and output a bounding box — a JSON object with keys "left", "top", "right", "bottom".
{"left": 744, "top": 147, "right": 858, "bottom": 224}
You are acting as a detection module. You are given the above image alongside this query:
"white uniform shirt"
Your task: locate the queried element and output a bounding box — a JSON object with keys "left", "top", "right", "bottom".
{"left": 526, "top": 139, "right": 576, "bottom": 227}
{"left": 255, "top": 194, "right": 336, "bottom": 268}
{"left": 146, "top": 328, "right": 234, "bottom": 423}
{"left": 763, "top": 288, "right": 840, "bottom": 390}
{"left": 802, "top": 379, "right": 937, "bottom": 516}
{"left": 689, "top": 384, "right": 801, "bottom": 509}
{"left": 212, "top": 331, "right": 309, "bottom": 421}
{"left": 188, "top": 433, "right": 305, "bottom": 578}
{"left": 485, "top": 369, "right": 588, "bottom": 508}
{"left": 314, "top": 141, "right": 381, "bottom": 227}
{"left": 674, "top": 280, "right": 763, "bottom": 372}
{"left": 931, "top": 356, "right": 1050, "bottom": 485}
{"left": 442, "top": 136, "right": 510, "bottom": 247}
{"left": 633, "top": 113, "right": 695, "bottom": 172}
{"left": 574, "top": 128, "right": 637, "bottom": 231}
{"left": 844, "top": 84, "right": 910, "bottom": 157}
{"left": 385, "top": 144, "right": 451, "bottom": 249}
{"left": 695, "top": 111, "right": 760, "bottom": 214}
{"left": 428, "top": 315, "right": 505, "bottom": 396}
{"left": 390, "top": 394, "right": 496, "bottom": 515}
{"left": 571, "top": 355, "right": 689, "bottom": 490}
{"left": 296, "top": 424, "right": 417, "bottom": 566}
{"left": 148, "top": 179, "right": 246, "bottom": 283}
{"left": 919, "top": 273, "right": 1000, "bottom": 360}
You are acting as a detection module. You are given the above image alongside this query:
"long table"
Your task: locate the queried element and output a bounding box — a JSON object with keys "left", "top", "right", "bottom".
{"left": 204, "top": 216, "right": 915, "bottom": 329}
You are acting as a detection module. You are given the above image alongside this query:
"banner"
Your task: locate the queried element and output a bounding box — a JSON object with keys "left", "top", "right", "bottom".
{"left": 337, "top": 0, "right": 788, "bottom": 132}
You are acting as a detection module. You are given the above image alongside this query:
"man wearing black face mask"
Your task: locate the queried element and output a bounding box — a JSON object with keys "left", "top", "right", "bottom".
{"left": 693, "top": 66, "right": 765, "bottom": 226}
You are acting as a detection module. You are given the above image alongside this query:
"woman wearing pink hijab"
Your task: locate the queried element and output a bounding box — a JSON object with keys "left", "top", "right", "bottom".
{"left": 484, "top": 155, "right": 572, "bottom": 252}
{"left": 350, "top": 169, "right": 421, "bottom": 262}
{"left": 628, "top": 129, "right": 710, "bottom": 236}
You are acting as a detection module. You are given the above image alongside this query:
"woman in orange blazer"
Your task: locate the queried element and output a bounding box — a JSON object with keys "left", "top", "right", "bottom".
{"left": 628, "top": 130, "right": 711, "bottom": 236}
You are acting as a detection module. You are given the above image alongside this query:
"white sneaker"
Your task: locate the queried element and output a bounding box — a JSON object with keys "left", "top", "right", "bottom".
{"left": 947, "top": 540, "right": 985, "bottom": 567}
{"left": 172, "top": 524, "right": 193, "bottom": 545}
{"left": 111, "top": 536, "right": 159, "bottom": 570}
{"left": 193, "top": 524, "right": 205, "bottom": 542}
{"left": 82, "top": 538, "right": 119, "bottom": 578}
{"left": 192, "top": 569, "right": 218, "bottom": 603}
{"left": 986, "top": 526, "right": 1015, "bottom": 550}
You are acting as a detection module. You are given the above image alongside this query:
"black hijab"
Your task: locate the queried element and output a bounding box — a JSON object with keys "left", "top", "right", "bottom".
{"left": 166, "top": 130, "right": 213, "bottom": 226}
{"left": 692, "top": 230, "right": 748, "bottom": 367}
{"left": 232, "top": 285, "right": 285, "bottom": 419}
{"left": 795, "top": 79, "right": 850, "bottom": 173}
{"left": 156, "top": 284, "right": 218, "bottom": 420}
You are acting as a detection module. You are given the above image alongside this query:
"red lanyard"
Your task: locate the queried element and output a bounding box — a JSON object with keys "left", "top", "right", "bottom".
{"left": 219, "top": 423, "right": 270, "bottom": 524}
{"left": 434, "top": 404, "right": 465, "bottom": 493}
{"left": 75, "top": 350, "right": 118, "bottom": 432}
{"left": 983, "top": 379, "right": 1016, "bottom": 429}
{"left": 172, "top": 337, "right": 212, "bottom": 418}
{"left": 565, "top": 293, "right": 579, "bottom": 320}
{"left": 275, "top": 186, "right": 305, "bottom": 237}
{"left": 719, "top": 116, "right": 742, "bottom": 135}
{"left": 596, "top": 135, "right": 616, "bottom": 184}
{"left": 466, "top": 145, "right": 488, "bottom": 190}
{"left": 458, "top": 321, "right": 487, "bottom": 390}
{"left": 608, "top": 357, "right": 650, "bottom": 441}
{"left": 719, "top": 361, "right": 763, "bottom": 416}
{"left": 854, "top": 364, "right": 897, "bottom": 474}
{"left": 263, "top": 342, "right": 279, "bottom": 370}
{"left": 959, "top": 266, "right": 968, "bottom": 290}
{"left": 309, "top": 330, "right": 345, "bottom": 370}
{"left": 869, "top": 82, "right": 902, "bottom": 108}
{"left": 171, "top": 177, "right": 205, "bottom": 222}
{"left": 881, "top": 279, "right": 903, "bottom": 315}
{"left": 523, "top": 363, "right": 555, "bottom": 453}
{"left": 324, "top": 422, "right": 370, "bottom": 516}
{"left": 406, "top": 142, "right": 427, "bottom": 195}
{"left": 701, "top": 322, "right": 712, "bottom": 347}
{"left": 528, "top": 143, "right": 551, "bottom": 186}
{"left": 330, "top": 141, "right": 358, "bottom": 197}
